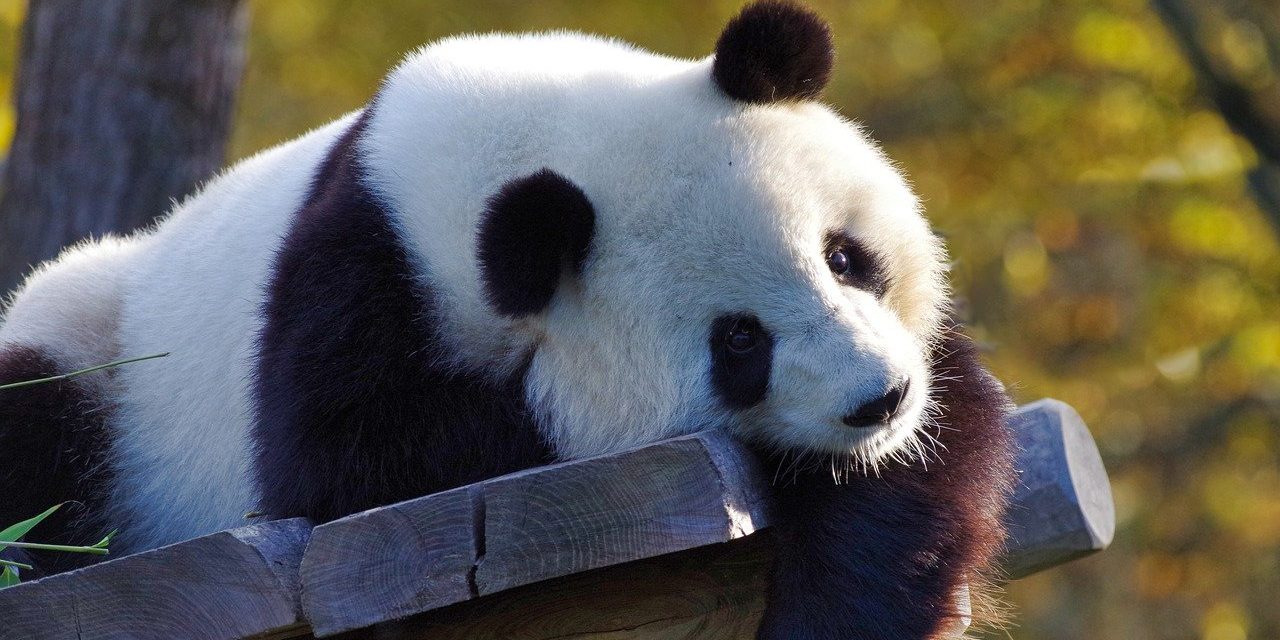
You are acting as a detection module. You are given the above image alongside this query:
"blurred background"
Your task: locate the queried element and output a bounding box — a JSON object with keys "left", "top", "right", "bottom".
{"left": 0, "top": 1, "right": 1276, "bottom": 638}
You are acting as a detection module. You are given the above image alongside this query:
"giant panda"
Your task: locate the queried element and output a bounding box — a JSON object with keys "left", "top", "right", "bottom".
{"left": 0, "top": 2, "right": 1015, "bottom": 638}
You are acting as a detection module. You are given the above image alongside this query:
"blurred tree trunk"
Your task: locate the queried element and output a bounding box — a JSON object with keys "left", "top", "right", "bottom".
{"left": 1153, "top": 0, "right": 1280, "bottom": 234}
{"left": 0, "top": 0, "right": 248, "bottom": 293}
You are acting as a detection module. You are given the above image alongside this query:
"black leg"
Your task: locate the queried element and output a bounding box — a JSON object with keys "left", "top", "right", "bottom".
{"left": 757, "top": 329, "right": 1016, "bottom": 639}
{"left": 252, "top": 112, "right": 553, "bottom": 524}
{"left": 0, "top": 345, "right": 113, "bottom": 576}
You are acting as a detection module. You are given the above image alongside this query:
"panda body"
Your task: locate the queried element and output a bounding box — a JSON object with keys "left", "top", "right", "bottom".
{"left": 0, "top": 4, "right": 1014, "bottom": 638}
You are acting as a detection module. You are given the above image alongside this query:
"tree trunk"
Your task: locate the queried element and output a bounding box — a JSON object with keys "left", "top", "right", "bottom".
{"left": 0, "top": 0, "right": 248, "bottom": 293}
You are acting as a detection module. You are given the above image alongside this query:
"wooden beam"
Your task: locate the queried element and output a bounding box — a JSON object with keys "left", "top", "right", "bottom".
{"left": 301, "top": 400, "right": 1113, "bottom": 636}
{"left": 350, "top": 533, "right": 777, "bottom": 640}
{"left": 0, "top": 518, "right": 311, "bottom": 640}
{"left": 300, "top": 485, "right": 477, "bottom": 635}
{"left": 0, "top": 399, "right": 1113, "bottom": 639}
{"left": 1002, "top": 399, "right": 1115, "bottom": 578}
{"left": 301, "top": 432, "right": 772, "bottom": 637}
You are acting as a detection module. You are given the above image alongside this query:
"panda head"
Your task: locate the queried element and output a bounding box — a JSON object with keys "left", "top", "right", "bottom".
{"left": 374, "top": 1, "right": 949, "bottom": 465}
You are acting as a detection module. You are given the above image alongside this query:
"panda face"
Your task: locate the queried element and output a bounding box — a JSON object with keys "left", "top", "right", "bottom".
{"left": 514, "top": 103, "right": 947, "bottom": 465}
{"left": 687, "top": 111, "right": 942, "bottom": 465}
{"left": 366, "top": 30, "right": 948, "bottom": 464}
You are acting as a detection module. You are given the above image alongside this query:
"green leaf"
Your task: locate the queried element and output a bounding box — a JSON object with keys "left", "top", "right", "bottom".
{"left": 0, "top": 504, "right": 61, "bottom": 547}
{"left": 89, "top": 530, "right": 118, "bottom": 550}
{"left": 0, "top": 566, "right": 19, "bottom": 589}
{"left": 2, "top": 540, "right": 109, "bottom": 555}
{"left": 0, "top": 353, "right": 169, "bottom": 391}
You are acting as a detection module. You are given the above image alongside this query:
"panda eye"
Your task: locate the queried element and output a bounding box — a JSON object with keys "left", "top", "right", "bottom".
{"left": 824, "top": 233, "right": 888, "bottom": 297}
{"left": 724, "top": 317, "right": 760, "bottom": 353}
{"left": 826, "top": 249, "right": 851, "bottom": 275}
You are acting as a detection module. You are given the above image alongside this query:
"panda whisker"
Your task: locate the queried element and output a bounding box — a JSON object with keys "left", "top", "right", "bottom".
{"left": 770, "top": 449, "right": 790, "bottom": 485}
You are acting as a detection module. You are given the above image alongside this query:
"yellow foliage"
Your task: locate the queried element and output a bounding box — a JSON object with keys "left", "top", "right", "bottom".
{"left": 0, "top": 1, "right": 1277, "bottom": 637}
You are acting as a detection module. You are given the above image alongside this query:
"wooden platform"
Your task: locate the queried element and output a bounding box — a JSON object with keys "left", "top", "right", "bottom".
{"left": 0, "top": 399, "right": 1113, "bottom": 639}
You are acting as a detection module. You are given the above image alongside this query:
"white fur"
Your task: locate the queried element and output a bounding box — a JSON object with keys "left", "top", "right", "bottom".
{"left": 1, "top": 32, "right": 947, "bottom": 551}
{"left": 103, "top": 115, "right": 359, "bottom": 552}
{"left": 367, "top": 34, "right": 948, "bottom": 461}
{"left": 1, "top": 236, "right": 144, "bottom": 397}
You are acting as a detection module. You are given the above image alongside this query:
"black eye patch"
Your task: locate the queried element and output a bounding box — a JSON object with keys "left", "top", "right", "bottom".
{"left": 823, "top": 232, "right": 888, "bottom": 297}
{"left": 709, "top": 314, "right": 773, "bottom": 409}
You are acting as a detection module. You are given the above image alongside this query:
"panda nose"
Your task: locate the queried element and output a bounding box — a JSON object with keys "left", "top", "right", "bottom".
{"left": 841, "top": 379, "right": 910, "bottom": 428}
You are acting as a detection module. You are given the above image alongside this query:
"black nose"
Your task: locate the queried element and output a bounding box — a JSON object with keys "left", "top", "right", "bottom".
{"left": 842, "top": 379, "right": 910, "bottom": 428}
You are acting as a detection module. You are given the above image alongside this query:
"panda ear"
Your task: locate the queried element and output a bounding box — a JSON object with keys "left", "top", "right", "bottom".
{"left": 477, "top": 168, "right": 596, "bottom": 317}
{"left": 712, "top": 0, "right": 834, "bottom": 104}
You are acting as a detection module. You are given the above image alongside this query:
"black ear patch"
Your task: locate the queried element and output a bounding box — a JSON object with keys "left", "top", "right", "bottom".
{"left": 712, "top": 1, "right": 834, "bottom": 104}
{"left": 477, "top": 168, "right": 596, "bottom": 317}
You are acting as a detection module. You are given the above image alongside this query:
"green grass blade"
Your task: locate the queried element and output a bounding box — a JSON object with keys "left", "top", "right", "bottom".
{"left": 0, "top": 566, "right": 19, "bottom": 588}
{"left": 0, "top": 558, "right": 32, "bottom": 571}
{"left": 90, "top": 529, "right": 118, "bottom": 550}
{"left": 0, "top": 504, "right": 61, "bottom": 546}
{"left": 1, "top": 541, "right": 109, "bottom": 555}
{"left": 0, "top": 352, "right": 169, "bottom": 391}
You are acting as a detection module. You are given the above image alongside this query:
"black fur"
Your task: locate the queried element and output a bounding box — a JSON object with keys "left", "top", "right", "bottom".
{"left": 756, "top": 327, "right": 1015, "bottom": 639}
{"left": 0, "top": 346, "right": 113, "bottom": 577}
{"left": 252, "top": 111, "right": 554, "bottom": 524}
{"left": 709, "top": 314, "right": 774, "bottom": 408}
{"left": 477, "top": 168, "right": 595, "bottom": 317}
{"left": 713, "top": 0, "right": 834, "bottom": 104}
{"left": 826, "top": 232, "right": 889, "bottom": 298}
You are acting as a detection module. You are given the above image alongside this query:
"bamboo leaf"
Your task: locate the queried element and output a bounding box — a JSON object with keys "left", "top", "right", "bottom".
{"left": 0, "top": 504, "right": 61, "bottom": 546}
{"left": 0, "top": 566, "right": 19, "bottom": 588}
{"left": 2, "top": 541, "right": 108, "bottom": 555}
{"left": 90, "top": 529, "right": 118, "bottom": 550}
{"left": 0, "top": 353, "right": 169, "bottom": 392}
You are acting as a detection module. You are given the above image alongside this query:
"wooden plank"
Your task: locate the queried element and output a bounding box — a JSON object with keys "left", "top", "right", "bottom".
{"left": 474, "top": 432, "right": 770, "bottom": 595}
{"left": 0, "top": 517, "right": 311, "bottom": 640}
{"left": 303, "top": 432, "right": 770, "bottom": 637}
{"left": 300, "top": 485, "right": 477, "bottom": 636}
{"left": 308, "top": 400, "right": 1113, "bottom": 638}
{"left": 1002, "top": 399, "right": 1115, "bottom": 578}
{"left": 325, "top": 534, "right": 774, "bottom": 640}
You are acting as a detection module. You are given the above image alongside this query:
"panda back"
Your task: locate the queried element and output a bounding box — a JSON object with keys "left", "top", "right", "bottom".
{"left": 104, "top": 114, "right": 358, "bottom": 553}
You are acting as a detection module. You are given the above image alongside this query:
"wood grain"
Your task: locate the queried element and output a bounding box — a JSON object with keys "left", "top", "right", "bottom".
{"left": 1002, "top": 399, "right": 1116, "bottom": 578}
{"left": 300, "top": 485, "right": 478, "bottom": 636}
{"left": 0, "top": 518, "right": 310, "bottom": 640}
{"left": 308, "top": 401, "right": 1113, "bottom": 638}
{"left": 474, "top": 433, "right": 770, "bottom": 595}
{"left": 329, "top": 534, "right": 774, "bottom": 640}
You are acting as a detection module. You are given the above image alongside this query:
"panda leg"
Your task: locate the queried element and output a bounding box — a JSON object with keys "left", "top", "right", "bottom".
{"left": 252, "top": 112, "right": 554, "bottom": 524}
{"left": 756, "top": 330, "right": 1016, "bottom": 640}
{"left": 0, "top": 345, "right": 114, "bottom": 577}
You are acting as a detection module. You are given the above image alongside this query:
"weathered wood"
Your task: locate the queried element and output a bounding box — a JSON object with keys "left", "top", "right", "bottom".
{"left": 0, "top": 0, "right": 248, "bottom": 292}
{"left": 326, "top": 534, "right": 775, "bottom": 640}
{"left": 0, "top": 518, "right": 311, "bottom": 640}
{"left": 300, "top": 486, "right": 477, "bottom": 636}
{"left": 303, "top": 400, "right": 1112, "bottom": 637}
{"left": 475, "top": 432, "right": 771, "bottom": 595}
{"left": 2, "top": 399, "right": 1111, "bottom": 639}
{"left": 302, "top": 432, "right": 770, "bottom": 637}
{"left": 1002, "top": 398, "right": 1115, "bottom": 578}
{"left": 324, "top": 538, "right": 961, "bottom": 640}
